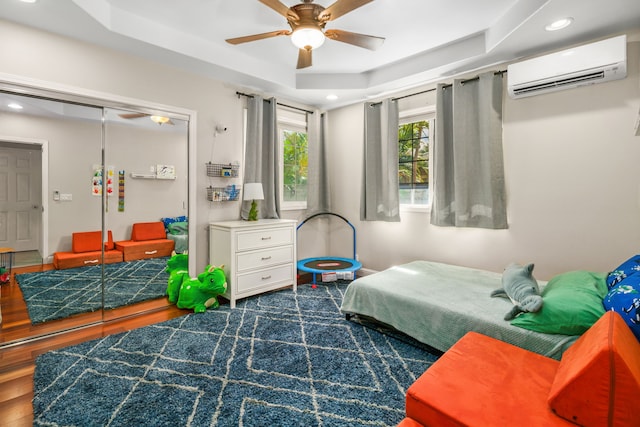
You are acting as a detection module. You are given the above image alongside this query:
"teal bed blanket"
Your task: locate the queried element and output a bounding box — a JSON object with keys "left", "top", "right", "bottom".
{"left": 340, "top": 260, "right": 578, "bottom": 360}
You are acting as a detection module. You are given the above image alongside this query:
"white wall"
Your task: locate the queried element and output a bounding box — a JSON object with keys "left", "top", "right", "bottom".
{"left": 326, "top": 33, "right": 640, "bottom": 280}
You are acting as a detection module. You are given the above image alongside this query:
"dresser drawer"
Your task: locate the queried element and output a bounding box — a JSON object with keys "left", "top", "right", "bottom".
{"left": 236, "top": 264, "right": 293, "bottom": 293}
{"left": 236, "top": 246, "right": 293, "bottom": 272}
{"left": 236, "top": 227, "right": 293, "bottom": 251}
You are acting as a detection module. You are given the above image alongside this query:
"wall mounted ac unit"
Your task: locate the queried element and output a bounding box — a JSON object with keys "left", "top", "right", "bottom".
{"left": 507, "top": 35, "right": 627, "bottom": 99}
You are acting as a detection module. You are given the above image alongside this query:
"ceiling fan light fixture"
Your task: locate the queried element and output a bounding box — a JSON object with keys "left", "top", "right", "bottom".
{"left": 150, "top": 115, "right": 170, "bottom": 125}
{"left": 291, "top": 27, "right": 325, "bottom": 50}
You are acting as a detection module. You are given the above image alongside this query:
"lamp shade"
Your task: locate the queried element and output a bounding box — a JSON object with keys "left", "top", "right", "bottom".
{"left": 243, "top": 183, "right": 264, "bottom": 201}
{"left": 291, "top": 27, "right": 325, "bottom": 50}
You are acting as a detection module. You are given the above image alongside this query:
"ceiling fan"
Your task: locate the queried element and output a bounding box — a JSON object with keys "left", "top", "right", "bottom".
{"left": 226, "top": 0, "right": 384, "bottom": 69}
{"left": 119, "top": 113, "right": 174, "bottom": 125}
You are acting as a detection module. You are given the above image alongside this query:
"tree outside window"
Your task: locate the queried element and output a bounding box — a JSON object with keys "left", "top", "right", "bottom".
{"left": 282, "top": 130, "right": 308, "bottom": 203}
{"left": 399, "top": 120, "right": 429, "bottom": 206}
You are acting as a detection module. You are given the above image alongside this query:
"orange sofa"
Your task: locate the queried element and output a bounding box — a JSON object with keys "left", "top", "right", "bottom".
{"left": 53, "top": 230, "right": 123, "bottom": 269}
{"left": 115, "top": 221, "right": 175, "bottom": 261}
{"left": 400, "top": 310, "right": 640, "bottom": 427}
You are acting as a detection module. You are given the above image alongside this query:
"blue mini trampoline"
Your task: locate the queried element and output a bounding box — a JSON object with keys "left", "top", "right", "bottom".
{"left": 296, "top": 212, "right": 362, "bottom": 284}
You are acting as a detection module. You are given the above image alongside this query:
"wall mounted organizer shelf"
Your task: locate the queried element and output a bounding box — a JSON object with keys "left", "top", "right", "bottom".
{"left": 206, "top": 162, "right": 239, "bottom": 178}
{"left": 207, "top": 185, "right": 241, "bottom": 202}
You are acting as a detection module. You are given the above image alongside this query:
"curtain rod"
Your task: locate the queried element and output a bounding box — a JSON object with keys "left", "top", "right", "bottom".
{"left": 370, "top": 70, "right": 507, "bottom": 106}
{"left": 236, "top": 91, "right": 314, "bottom": 114}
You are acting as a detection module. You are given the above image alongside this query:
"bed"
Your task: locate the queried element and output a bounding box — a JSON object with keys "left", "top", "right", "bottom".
{"left": 340, "top": 260, "right": 581, "bottom": 360}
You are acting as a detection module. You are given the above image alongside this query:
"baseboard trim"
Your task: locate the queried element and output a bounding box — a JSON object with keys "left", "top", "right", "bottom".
{"left": 358, "top": 267, "right": 378, "bottom": 277}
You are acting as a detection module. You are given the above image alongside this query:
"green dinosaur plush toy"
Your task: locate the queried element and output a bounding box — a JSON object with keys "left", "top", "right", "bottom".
{"left": 490, "top": 262, "right": 543, "bottom": 320}
{"left": 176, "top": 264, "right": 228, "bottom": 313}
{"left": 166, "top": 253, "right": 189, "bottom": 304}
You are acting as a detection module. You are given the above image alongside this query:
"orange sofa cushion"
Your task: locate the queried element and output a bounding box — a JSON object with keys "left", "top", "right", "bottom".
{"left": 72, "top": 230, "right": 114, "bottom": 253}
{"left": 114, "top": 240, "right": 174, "bottom": 262}
{"left": 397, "top": 418, "right": 423, "bottom": 427}
{"left": 548, "top": 311, "right": 640, "bottom": 427}
{"left": 53, "top": 249, "right": 123, "bottom": 270}
{"left": 405, "top": 331, "right": 573, "bottom": 426}
{"left": 131, "top": 222, "right": 166, "bottom": 241}
{"left": 53, "top": 230, "right": 122, "bottom": 269}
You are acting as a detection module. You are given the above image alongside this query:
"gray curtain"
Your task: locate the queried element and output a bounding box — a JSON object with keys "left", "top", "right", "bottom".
{"left": 305, "top": 111, "right": 330, "bottom": 215}
{"left": 361, "top": 98, "right": 400, "bottom": 222}
{"left": 242, "top": 95, "right": 280, "bottom": 219}
{"left": 430, "top": 72, "right": 507, "bottom": 229}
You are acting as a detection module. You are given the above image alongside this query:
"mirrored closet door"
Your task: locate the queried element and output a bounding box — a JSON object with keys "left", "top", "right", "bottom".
{"left": 102, "top": 107, "right": 189, "bottom": 320}
{"left": 0, "top": 92, "right": 104, "bottom": 343}
{"left": 0, "top": 89, "right": 191, "bottom": 347}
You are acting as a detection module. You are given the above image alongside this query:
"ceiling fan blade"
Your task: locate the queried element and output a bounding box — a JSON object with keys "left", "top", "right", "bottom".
{"left": 324, "top": 29, "right": 384, "bottom": 50}
{"left": 297, "top": 48, "right": 312, "bottom": 69}
{"left": 258, "top": 0, "right": 299, "bottom": 21}
{"left": 318, "top": 0, "right": 373, "bottom": 22}
{"left": 119, "top": 113, "right": 148, "bottom": 119}
{"left": 226, "top": 30, "right": 291, "bottom": 45}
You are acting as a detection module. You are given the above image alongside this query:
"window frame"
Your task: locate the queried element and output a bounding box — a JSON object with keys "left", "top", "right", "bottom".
{"left": 277, "top": 109, "right": 308, "bottom": 211}
{"left": 398, "top": 106, "right": 435, "bottom": 213}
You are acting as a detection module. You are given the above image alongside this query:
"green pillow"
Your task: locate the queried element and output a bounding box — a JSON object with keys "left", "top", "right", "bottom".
{"left": 168, "top": 221, "right": 188, "bottom": 235}
{"left": 510, "top": 270, "right": 608, "bottom": 335}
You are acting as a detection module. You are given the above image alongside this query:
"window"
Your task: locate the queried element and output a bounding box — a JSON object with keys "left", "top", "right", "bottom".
{"left": 278, "top": 108, "right": 308, "bottom": 210}
{"left": 398, "top": 107, "right": 434, "bottom": 208}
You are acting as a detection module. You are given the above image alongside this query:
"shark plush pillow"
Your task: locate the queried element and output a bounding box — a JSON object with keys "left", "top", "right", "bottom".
{"left": 491, "top": 262, "right": 543, "bottom": 320}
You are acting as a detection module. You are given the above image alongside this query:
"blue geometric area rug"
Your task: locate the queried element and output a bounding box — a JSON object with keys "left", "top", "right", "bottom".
{"left": 16, "top": 257, "right": 169, "bottom": 324}
{"left": 33, "top": 281, "right": 439, "bottom": 426}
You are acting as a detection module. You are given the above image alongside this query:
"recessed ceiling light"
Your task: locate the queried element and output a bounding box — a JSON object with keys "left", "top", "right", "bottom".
{"left": 545, "top": 17, "right": 574, "bottom": 32}
{"left": 8, "top": 102, "right": 23, "bottom": 110}
{"left": 326, "top": 94, "right": 338, "bottom": 101}
{"left": 19, "top": 0, "right": 38, "bottom": 3}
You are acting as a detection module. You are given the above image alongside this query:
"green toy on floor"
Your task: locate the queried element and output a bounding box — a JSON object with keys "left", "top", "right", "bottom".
{"left": 165, "top": 253, "right": 228, "bottom": 312}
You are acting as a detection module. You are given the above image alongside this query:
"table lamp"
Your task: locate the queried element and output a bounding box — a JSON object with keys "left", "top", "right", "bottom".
{"left": 243, "top": 183, "right": 264, "bottom": 221}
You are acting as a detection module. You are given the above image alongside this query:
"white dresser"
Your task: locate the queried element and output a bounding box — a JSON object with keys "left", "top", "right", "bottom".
{"left": 209, "top": 219, "right": 297, "bottom": 308}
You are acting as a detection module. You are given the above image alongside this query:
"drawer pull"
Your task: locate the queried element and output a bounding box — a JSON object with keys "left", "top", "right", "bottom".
{"left": 261, "top": 256, "right": 272, "bottom": 260}
{"left": 84, "top": 259, "right": 99, "bottom": 264}
{"left": 145, "top": 250, "right": 158, "bottom": 255}
{"left": 261, "top": 236, "right": 272, "bottom": 241}
{"left": 261, "top": 275, "right": 272, "bottom": 280}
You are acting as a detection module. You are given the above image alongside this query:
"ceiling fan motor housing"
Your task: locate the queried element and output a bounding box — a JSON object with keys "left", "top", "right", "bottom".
{"left": 289, "top": 3, "right": 327, "bottom": 33}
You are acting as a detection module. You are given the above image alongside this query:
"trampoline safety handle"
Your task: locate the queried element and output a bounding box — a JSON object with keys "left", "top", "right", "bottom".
{"left": 296, "top": 212, "right": 358, "bottom": 261}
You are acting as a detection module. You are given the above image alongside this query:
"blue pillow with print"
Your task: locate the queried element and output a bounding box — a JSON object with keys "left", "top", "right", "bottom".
{"left": 606, "top": 255, "right": 640, "bottom": 289}
{"left": 161, "top": 216, "right": 188, "bottom": 233}
{"left": 603, "top": 274, "right": 640, "bottom": 341}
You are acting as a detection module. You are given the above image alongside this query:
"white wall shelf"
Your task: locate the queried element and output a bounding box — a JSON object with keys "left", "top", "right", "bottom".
{"left": 130, "top": 173, "right": 176, "bottom": 180}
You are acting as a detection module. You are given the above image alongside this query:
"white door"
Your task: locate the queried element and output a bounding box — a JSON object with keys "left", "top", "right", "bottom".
{"left": 0, "top": 144, "right": 42, "bottom": 251}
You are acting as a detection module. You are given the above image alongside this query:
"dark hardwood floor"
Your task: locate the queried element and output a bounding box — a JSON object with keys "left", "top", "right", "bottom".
{"left": 0, "top": 264, "right": 191, "bottom": 427}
